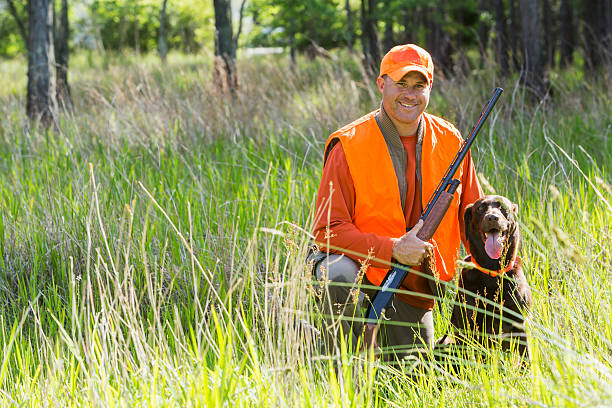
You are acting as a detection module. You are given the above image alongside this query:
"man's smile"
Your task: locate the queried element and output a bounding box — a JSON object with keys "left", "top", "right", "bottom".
{"left": 399, "top": 101, "right": 417, "bottom": 109}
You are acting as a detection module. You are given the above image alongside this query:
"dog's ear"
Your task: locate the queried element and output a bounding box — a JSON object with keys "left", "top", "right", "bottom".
{"left": 464, "top": 204, "right": 473, "bottom": 227}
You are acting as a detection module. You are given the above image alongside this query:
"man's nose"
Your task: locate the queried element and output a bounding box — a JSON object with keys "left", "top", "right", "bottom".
{"left": 400, "top": 89, "right": 418, "bottom": 100}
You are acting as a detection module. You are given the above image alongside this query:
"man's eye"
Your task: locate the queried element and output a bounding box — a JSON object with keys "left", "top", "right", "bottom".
{"left": 396, "top": 82, "right": 409, "bottom": 88}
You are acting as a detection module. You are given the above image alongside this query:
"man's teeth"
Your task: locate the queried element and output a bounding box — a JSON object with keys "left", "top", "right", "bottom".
{"left": 399, "top": 102, "right": 415, "bottom": 108}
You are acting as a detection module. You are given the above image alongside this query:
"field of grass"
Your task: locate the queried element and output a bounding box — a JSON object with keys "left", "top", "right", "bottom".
{"left": 0, "top": 50, "right": 610, "bottom": 406}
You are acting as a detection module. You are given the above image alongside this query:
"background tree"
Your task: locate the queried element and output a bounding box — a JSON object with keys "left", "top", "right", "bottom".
{"left": 361, "top": 0, "right": 380, "bottom": 75}
{"left": 213, "top": 0, "right": 237, "bottom": 92}
{"left": 158, "top": 0, "right": 168, "bottom": 61}
{"left": 344, "top": 0, "right": 355, "bottom": 52}
{"left": 84, "top": 0, "right": 210, "bottom": 54}
{"left": 425, "top": 0, "right": 454, "bottom": 75}
{"left": 55, "top": 0, "right": 70, "bottom": 107}
{"left": 558, "top": 0, "right": 575, "bottom": 67}
{"left": 542, "top": 0, "right": 554, "bottom": 69}
{"left": 445, "top": 1, "right": 478, "bottom": 74}
{"left": 27, "top": 0, "right": 56, "bottom": 124}
{"left": 508, "top": 0, "right": 520, "bottom": 71}
{"left": 493, "top": 0, "right": 508, "bottom": 75}
{"left": 1, "top": 0, "right": 610, "bottom": 101}
{"left": 582, "top": 0, "right": 612, "bottom": 70}
{"left": 132, "top": 0, "right": 139, "bottom": 53}
{"left": 382, "top": 0, "right": 394, "bottom": 53}
{"left": 518, "top": 0, "right": 548, "bottom": 100}
{"left": 246, "top": 0, "right": 344, "bottom": 61}
{"left": 397, "top": 1, "right": 429, "bottom": 45}
{"left": 477, "top": 0, "right": 489, "bottom": 62}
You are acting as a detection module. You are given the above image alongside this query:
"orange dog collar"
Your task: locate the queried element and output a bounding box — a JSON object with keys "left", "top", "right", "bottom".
{"left": 468, "top": 256, "right": 515, "bottom": 277}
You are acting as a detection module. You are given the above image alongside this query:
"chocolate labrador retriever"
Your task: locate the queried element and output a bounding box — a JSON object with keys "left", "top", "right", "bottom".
{"left": 440, "top": 195, "right": 532, "bottom": 361}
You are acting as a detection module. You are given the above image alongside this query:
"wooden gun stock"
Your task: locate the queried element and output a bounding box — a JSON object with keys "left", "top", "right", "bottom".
{"left": 416, "top": 191, "right": 454, "bottom": 241}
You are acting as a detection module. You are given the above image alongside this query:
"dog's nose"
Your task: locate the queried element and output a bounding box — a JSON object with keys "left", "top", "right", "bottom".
{"left": 485, "top": 213, "right": 500, "bottom": 223}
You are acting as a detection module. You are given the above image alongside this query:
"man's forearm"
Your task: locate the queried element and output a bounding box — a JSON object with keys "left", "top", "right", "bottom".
{"left": 314, "top": 221, "right": 394, "bottom": 269}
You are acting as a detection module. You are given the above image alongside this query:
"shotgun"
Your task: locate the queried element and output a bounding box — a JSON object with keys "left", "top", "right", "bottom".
{"left": 364, "top": 87, "right": 504, "bottom": 350}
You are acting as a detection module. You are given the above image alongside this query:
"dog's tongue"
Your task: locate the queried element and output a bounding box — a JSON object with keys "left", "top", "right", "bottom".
{"left": 485, "top": 232, "right": 503, "bottom": 259}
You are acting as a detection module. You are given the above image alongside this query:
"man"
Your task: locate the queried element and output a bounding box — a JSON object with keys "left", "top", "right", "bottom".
{"left": 310, "top": 44, "right": 483, "bottom": 358}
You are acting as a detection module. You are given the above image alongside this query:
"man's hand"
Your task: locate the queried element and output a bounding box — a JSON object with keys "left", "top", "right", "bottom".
{"left": 391, "top": 220, "right": 434, "bottom": 265}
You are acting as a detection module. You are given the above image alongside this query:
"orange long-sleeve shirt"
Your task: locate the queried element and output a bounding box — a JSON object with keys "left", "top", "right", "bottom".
{"left": 313, "top": 134, "right": 483, "bottom": 309}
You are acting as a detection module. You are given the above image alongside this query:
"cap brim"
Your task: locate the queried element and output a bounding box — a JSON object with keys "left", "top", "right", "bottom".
{"left": 386, "top": 65, "right": 431, "bottom": 85}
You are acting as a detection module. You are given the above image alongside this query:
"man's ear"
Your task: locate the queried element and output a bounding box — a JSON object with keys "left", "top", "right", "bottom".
{"left": 376, "top": 76, "right": 385, "bottom": 93}
{"left": 464, "top": 204, "right": 473, "bottom": 228}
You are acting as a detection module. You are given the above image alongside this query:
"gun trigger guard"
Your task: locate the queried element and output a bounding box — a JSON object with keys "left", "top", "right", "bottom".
{"left": 382, "top": 300, "right": 396, "bottom": 321}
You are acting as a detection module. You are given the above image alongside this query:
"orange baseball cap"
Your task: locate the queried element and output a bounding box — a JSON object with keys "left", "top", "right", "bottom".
{"left": 379, "top": 44, "right": 434, "bottom": 86}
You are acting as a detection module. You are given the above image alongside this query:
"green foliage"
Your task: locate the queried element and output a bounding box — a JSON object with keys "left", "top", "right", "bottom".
{"left": 377, "top": 0, "right": 480, "bottom": 45}
{"left": 246, "top": 0, "right": 347, "bottom": 51}
{"left": 0, "top": 0, "right": 215, "bottom": 57}
{"left": 444, "top": 0, "right": 479, "bottom": 45}
{"left": 87, "top": 0, "right": 213, "bottom": 52}
{"left": 0, "top": 1, "right": 27, "bottom": 57}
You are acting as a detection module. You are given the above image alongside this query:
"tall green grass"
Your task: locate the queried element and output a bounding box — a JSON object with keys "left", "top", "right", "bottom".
{"left": 0, "top": 50, "right": 610, "bottom": 406}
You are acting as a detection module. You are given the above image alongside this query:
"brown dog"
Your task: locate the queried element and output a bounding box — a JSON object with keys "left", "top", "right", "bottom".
{"left": 442, "top": 195, "right": 532, "bottom": 361}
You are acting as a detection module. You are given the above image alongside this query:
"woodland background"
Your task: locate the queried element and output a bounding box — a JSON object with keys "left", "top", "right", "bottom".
{"left": 2, "top": 0, "right": 611, "bottom": 120}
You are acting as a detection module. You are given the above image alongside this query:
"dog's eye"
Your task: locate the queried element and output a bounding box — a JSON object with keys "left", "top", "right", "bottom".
{"left": 476, "top": 204, "right": 486, "bottom": 214}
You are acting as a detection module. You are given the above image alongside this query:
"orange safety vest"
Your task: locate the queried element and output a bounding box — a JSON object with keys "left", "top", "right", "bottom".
{"left": 324, "top": 109, "right": 464, "bottom": 285}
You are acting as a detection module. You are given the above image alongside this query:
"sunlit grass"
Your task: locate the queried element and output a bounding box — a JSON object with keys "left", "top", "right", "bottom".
{"left": 0, "top": 50, "right": 610, "bottom": 406}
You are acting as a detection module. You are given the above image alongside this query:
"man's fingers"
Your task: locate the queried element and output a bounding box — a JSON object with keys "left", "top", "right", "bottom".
{"left": 409, "top": 219, "right": 424, "bottom": 235}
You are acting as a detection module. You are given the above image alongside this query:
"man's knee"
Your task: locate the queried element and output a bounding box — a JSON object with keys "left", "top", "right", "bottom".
{"left": 310, "top": 253, "right": 370, "bottom": 308}
{"left": 313, "top": 254, "right": 360, "bottom": 283}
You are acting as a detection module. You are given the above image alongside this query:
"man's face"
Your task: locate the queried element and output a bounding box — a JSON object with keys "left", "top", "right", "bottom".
{"left": 377, "top": 71, "right": 430, "bottom": 133}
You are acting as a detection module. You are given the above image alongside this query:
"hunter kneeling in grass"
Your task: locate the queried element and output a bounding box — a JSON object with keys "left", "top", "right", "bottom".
{"left": 309, "top": 44, "right": 483, "bottom": 360}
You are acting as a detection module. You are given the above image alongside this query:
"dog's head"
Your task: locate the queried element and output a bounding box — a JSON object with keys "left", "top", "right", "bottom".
{"left": 464, "top": 195, "right": 519, "bottom": 270}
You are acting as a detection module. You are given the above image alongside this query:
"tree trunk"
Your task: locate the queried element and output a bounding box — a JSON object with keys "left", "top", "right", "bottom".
{"left": 478, "top": 0, "right": 490, "bottom": 62}
{"left": 345, "top": 0, "right": 355, "bottom": 53}
{"left": 383, "top": 20, "right": 394, "bottom": 53}
{"left": 605, "top": 0, "right": 612, "bottom": 60}
{"left": 55, "top": 0, "right": 70, "bottom": 107}
{"left": 509, "top": 0, "right": 521, "bottom": 71}
{"left": 158, "top": 0, "right": 168, "bottom": 61}
{"left": 518, "top": 0, "right": 548, "bottom": 100}
{"left": 119, "top": 14, "right": 127, "bottom": 49}
{"left": 559, "top": 0, "right": 574, "bottom": 67}
{"left": 213, "top": 0, "right": 237, "bottom": 92}
{"left": 426, "top": 1, "right": 453, "bottom": 75}
{"left": 583, "top": 0, "right": 612, "bottom": 68}
{"left": 361, "top": 0, "right": 381, "bottom": 76}
{"left": 493, "top": 0, "right": 508, "bottom": 74}
{"left": 289, "top": 31, "right": 296, "bottom": 67}
{"left": 233, "top": 0, "right": 247, "bottom": 49}
{"left": 401, "top": 6, "right": 421, "bottom": 44}
{"left": 425, "top": 5, "right": 439, "bottom": 63}
{"left": 134, "top": 4, "right": 140, "bottom": 54}
{"left": 541, "top": 0, "right": 554, "bottom": 68}
{"left": 382, "top": 0, "right": 394, "bottom": 53}
{"left": 27, "top": 0, "right": 56, "bottom": 124}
